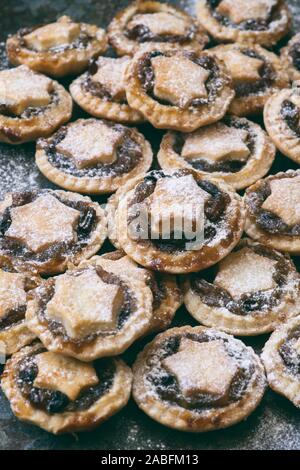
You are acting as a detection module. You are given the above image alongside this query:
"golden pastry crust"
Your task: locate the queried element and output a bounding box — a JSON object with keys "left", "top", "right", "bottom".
{"left": 197, "top": 0, "right": 291, "bottom": 47}
{"left": 0, "top": 66, "right": 72, "bottom": 145}
{"left": 280, "top": 33, "right": 300, "bottom": 81}
{"left": 6, "top": 16, "right": 108, "bottom": 78}
{"left": 133, "top": 326, "right": 266, "bottom": 432}
{"left": 158, "top": 116, "right": 275, "bottom": 190}
{"left": 35, "top": 118, "right": 153, "bottom": 195}
{"left": 245, "top": 170, "right": 300, "bottom": 255}
{"left": 209, "top": 43, "right": 289, "bottom": 116}
{"left": 262, "top": 316, "right": 300, "bottom": 408}
{"left": 264, "top": 87, "right": 300, "bottom": 165}
{"left": 99, "top": 250, "right": 182, "bottom": 334}
{"left": 0, "top": 189, "right": 107, "bottom": 275}
{"left": 116, "top": 169, "right": 246, "bottom": 274}
{"left": 1, "top": 343, "right": 132, "bottom": 434}
{"left": 125, "top": 44, "right": 235, "bottom": 132}
{"left": 26, "top": 259, "right": 153, "bottom": 361}
{"left": 183, "top": 239, "right": 300, "bottom": 336}
{"left": 107, "top": 1, "right": 209, "bottom": 56}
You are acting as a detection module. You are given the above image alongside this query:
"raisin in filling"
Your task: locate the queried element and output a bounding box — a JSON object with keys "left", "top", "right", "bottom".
{"left": 138, "top": 51, "right": 223, "bottom": 107}
{"left": 34, "top": 266, "right": 136, "bottom": 346}
{"left": 38, "top": 124, "right": 143, "bottom": 178}
{"left": 0, "top": 190, "right": 98, "bottom": 263}
{"left": 290, "top": 41, "right": 300, "bottom": 71}
{"left": 146, "top": 272, "right": 167, "bottom": 310}
{"left": 0, "top": 90, "right": 59, "bottom": 119}
{"left": 17, "top": 350, "right": 115, "bottom": 414}
{"left": 127, "top": 170, "right": 230, "bottom": 253}
{"left": 174, "top": 117, "right": 254, "bottom": 174}
{"left": 234, "top": 50, "right": 276, "bottom": 98}
{"left": 281, "top": 100, "right": 300, "bottom": 138}
{"left": 147, "top": 332, "right": 254, "bottom": 410}
{"left": 247, "top": 175, "right": 300, "bottom": 236}
{"left": 0, "top": 305, "right": 27, "bottom": 331}
{"left": 208, "top": 0, "right": 280, "bottom": 31}
{"left": 190, "top": 245, "right": 291, "bottom": 315}
{"left": 279, "top": 329, "right": 300, "bottom": 376}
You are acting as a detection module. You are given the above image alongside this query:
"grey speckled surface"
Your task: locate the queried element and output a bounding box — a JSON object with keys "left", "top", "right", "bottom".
{"left": 0, "top": 0, "right": 300, "bottom": 450}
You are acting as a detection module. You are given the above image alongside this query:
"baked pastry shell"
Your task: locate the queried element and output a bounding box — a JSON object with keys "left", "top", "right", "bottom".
{"left": 280, "top": 33, "right": 300, "bottom": 81}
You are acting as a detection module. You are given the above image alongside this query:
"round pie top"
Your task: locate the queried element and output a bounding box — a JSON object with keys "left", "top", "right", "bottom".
{"left": 281, "top": 33, "right": 300, "bottom": 81}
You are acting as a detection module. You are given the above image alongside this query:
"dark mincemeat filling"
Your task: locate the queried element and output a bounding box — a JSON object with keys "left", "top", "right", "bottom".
{"left": 147, "top": 332, "right": 254, "bottom": 410}
{"left": 138, "top": 51, "right": 224, "bottom": 108}
{"left": 0, "top": 305, "right": 26, "bottom": 331}
{"left": 147, "top": 272, "right": 167, "bottom": 310}
{"left": 17, "top": 348, "right": 115, "bottom": 414}
{"left": 174, "top": 117, "right": 255, "bottom": 174}
{"left": 281, "top": 100, "right": 300, "bottom": 138}
{"left": 246, "top": 174, "right": 300, "bottom": 236}
{"left": 127, "top": 170, "right": 230, "bottom": 253}
{"left": 0, "top": 90, "right": 59, "bottom": 120}
{"left": 191, "top": 244, "right": 291, "bottom": 315}
{"left": 35, "top": 266, "right": 136, "bottom": 346}
{"left": 234, "top": 50, "right": 276, "bottom": 98}
{"left": 83, "top": 60, "right": 127, "bottom": 105}
{"left": 0, "top": 190, "right": 98, "bottom": 264}
{"left": 125, "top": 13, "right": 196, "bottom": 44}
{"left": 38, "top": 124, "right": 143, "bottom": 178}
{"left": 279, "top": 329, "right": 300, "bottom": 376}
{"left": 208, "top": 0, "right": 280, "bottom": 31}
{"left": 290, "top": 41, "right": 300, "bottom": 71}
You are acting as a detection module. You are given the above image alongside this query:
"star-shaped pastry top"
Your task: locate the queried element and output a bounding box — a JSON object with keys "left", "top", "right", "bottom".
{"left": 56, "top": 120, "right": 124, "bottom": 169}
{"left": 216, "top": 49, "right": 264, "bottom": 83}
{"left": 127, "top": 12, "right": 188, "bottom": 37}
{"left": 148, "top": 175, "right": 209, "bottom": 238}
{"left": 24, "top": 16, "right": 80, "bottom": 52}
{"left": 5, "top": 194, "right": 80, "bottom": 254}
{"left": 262, "top": 176, "right": 300, "bottom": 227}
{"left": 215, "top": 247, "right": 277, "bottom": 299}
{"left": 0, "top": 65, "right": 52, "bottom": 115}
{"left": 162, "top": 338, "right": 238, "bottom": 399}
{"left": 151, "top": 55, "right": 210, "bottom": 108}
{"left": 34, "top": 351, "right": 99, "bottom": 401}
{"left": 46, "top": 268, "right": 124, "bottom": 340}
{"left": 92, "top": 56, "right": 131, "bottom": 101}
{"left": 216, "top": 0, "right": 277, "bottom": 24}
{"left": 182, "top": 122, "right": 250, "bottom": 163}
{"left": 0, "top": 270, "right": 26, "bottom": 319}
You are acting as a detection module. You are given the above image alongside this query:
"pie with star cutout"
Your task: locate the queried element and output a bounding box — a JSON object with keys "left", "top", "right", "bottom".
{"left": 209, "top": 44, "right": 289, "bottom": 116}
{"left": 124, "top": 44, "right": 234, "bottom": 132}
{"left": 35, "top": 118, "right": 153, "bottom": 195}
{"left": 183, "top": 238, "right": 300, "bottom": 336}
{"left": 280, "top": 33, "right": 300, "bottom": 82}
{"left": 158, "top": 116, "right": 275, "bottom": 190}
{"left": 107, "top": 1, "right": 208, "bottom": 56}
{"left": 197, "top": 0, "right": 291, "bottom": 47}
{"left": 132, "top": 326, "right": 266, "bottom": 432}
{"left": 1, "top": 342, "right": 132, "bottom": 434}
{"left": 0, "top": 65, "right": 72, "bottom": 144}
{"left": 25, "top": 258, "right": 153, "bottom": 361}
{"left": 6, "top": 15, "right": 108, "bottom": 78}
{"left": 0, "top": 190, "right": 107, "bottom": 275}
{"left": 245, "top": 170, "right": 300, "bottom": 254}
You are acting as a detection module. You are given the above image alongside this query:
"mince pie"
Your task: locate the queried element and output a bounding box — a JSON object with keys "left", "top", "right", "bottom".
{"left": 1, "top": 342, "right": 132, "bottom": 434}
{"left": 245, "top": 170, "right": 300, "bottom": 254}
{"left": 0, "top": 189, "right": 107, "bottom": 275}
{"left": 133, "top": 326, "right": 266, "bottom": 432}
{"left": 264, "top": 87, "right": 300, "bottom": 165}
{"left": 100, "top": 250, "right": 182, "bottom": 334}
{"left": 107, "top": 1, "right": 209, "bottom": 56}
{"left": 70, "top": 56, "right": 144, "bottom": 124}
{"left": 262, "top": 316, "right": 300, "bottom": 408}
{"left": 6, "top": 16, "right": 108, "bottom": 78}
{"left": 35, "top": 118, "right": 153, "bottom": 194}
{"left": 183, "top": 239, "right": 300, "bottom": 336}
{"left": 0, "top": 65, "right": 72, "bottom": 144}
{"left": 210, "top": 43, "right": 289, "bottom": 116}
{"left": 115, "top": 169, "right": 245, "bottom": 274}
{"left": 197, "top": 0, "right": 291, "bottom": 47}
{"left": 26, "top": 258, "right": 153, "bottom": 361}
{"left": 158, "top": 116, "right": 275, "bottom": 190}
{"left": 0, "top": 264, "right": 40, "bottom": 355}
{"left": 281, "top": 33, "right": 300, "bottom": 81}
{"left": 125, "top": 44, "right": 234, "bottom": 132}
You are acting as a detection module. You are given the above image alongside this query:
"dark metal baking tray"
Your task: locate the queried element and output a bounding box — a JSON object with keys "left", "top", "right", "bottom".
{"left": 0, "top": 0, "right": 299, "bottom": 450}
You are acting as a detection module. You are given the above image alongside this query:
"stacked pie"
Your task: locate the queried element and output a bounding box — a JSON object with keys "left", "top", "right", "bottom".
{"left": 1, "top": 0, "right": 300, "bottom": 436}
